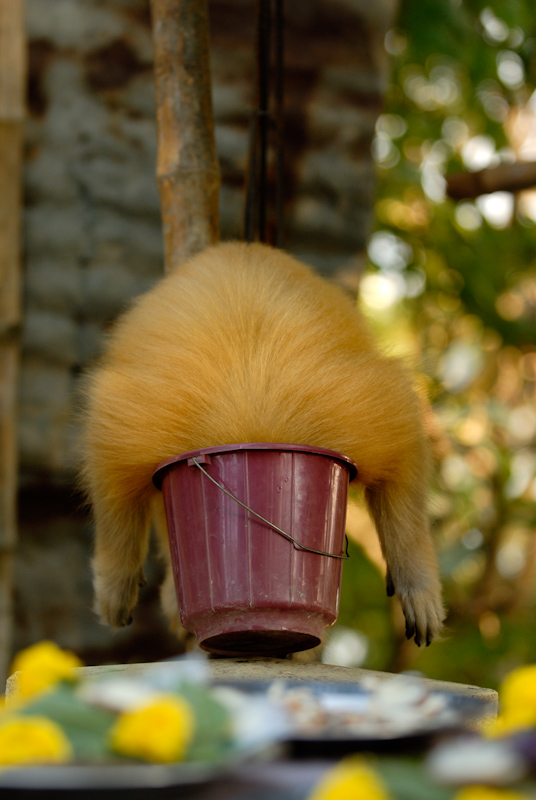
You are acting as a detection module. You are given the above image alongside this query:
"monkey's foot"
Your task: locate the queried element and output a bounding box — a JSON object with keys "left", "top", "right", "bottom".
{"left": 397, "top": 585, "right": 446, "bottom": 646}
{"left": 93, "top": 566, "right": 146, "bottom": 628}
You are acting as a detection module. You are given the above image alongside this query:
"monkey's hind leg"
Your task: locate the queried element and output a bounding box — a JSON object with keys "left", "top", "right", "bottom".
{"left": 365, "top": 479, "right": 445, "bottom": 646}
{"left": 91, "top": 495, "right": 151, "bottom": 628}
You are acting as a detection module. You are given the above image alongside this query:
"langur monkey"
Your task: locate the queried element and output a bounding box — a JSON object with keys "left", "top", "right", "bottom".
{"left": 80, "top": 242, "right": 445, "bottom": 646}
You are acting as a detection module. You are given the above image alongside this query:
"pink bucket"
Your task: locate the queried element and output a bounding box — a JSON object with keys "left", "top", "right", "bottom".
{"left": 153, "top": 443, "right": 357, "bottom": 656}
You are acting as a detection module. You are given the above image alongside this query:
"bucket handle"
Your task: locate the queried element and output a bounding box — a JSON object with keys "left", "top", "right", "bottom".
{"left": 191, "top": 457, "right": 350, "bottom": 560}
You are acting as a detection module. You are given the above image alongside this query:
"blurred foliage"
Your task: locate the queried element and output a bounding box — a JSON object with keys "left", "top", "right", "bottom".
{"left": 338, "top": 0, "right": 536, "bottom": 690}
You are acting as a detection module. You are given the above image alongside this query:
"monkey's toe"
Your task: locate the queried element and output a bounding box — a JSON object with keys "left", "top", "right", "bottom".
{"left": 405, "top": 618, "right": 416, "bottom": 641}
{"left": 138, "top": 569, "right": 148, "bottom": 589}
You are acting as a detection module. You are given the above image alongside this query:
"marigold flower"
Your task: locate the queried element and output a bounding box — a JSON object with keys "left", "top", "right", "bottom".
{"left": 453, "top": 786, "right": 529, "bottom": 800}
{"left": 10, "top": 641, "right": 83, "bottom": 700}
{"left": 501, "top": 665, "right": 536, "bottom": 716}
{"left": 109, "top": 694, "right": 195, "bottom": 762}
{"left": 307, "top": 757, "right": 391, "bottom": 800}
{"left": 0, "top": 715, "right": 72, "bottom": 766}
{"left": 486, "top": 664, "right": 536, "bottom": 738}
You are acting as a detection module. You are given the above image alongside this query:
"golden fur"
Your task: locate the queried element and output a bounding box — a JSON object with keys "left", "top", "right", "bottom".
{"left": 80, "top": 242, "right": 445, "bottom": 646}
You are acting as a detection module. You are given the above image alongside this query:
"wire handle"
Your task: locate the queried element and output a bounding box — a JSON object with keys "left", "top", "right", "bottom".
{"left": 192, "top": 457, "right": 350, "bottom": 560}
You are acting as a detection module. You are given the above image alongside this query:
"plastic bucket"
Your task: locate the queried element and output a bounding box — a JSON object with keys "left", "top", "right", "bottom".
{"left": 153, "top": 443, "right": 357, "bottom": 656}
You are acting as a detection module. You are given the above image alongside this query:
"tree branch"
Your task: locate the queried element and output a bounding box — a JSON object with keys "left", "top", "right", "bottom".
{"left": 446, "top": 161, "right": 536, "bottom": 200}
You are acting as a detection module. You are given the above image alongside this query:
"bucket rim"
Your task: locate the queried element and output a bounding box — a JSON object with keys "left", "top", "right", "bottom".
{"left": 152, "top": 442, "right": 358, "bottom": 488}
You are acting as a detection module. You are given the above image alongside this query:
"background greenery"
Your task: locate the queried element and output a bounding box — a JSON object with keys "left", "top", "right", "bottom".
{"left": 337, "top": 0, "right": 536, "bottom": 691}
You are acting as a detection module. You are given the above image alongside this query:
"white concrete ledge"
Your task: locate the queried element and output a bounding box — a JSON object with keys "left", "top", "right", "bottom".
{"left": 6, "top": 656, "right": 497, "bottom": 729}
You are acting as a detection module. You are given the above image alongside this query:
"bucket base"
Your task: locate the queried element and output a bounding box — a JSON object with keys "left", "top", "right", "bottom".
{"left": 192, "top": 607, "right": 331, "bottom": 657}
{"left": 199, "top": 630, "right": 321, "bottom": 657}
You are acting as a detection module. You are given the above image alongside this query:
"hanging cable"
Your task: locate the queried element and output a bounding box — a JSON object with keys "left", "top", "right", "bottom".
{"left": 244, "top": 0, "right": 285, "bottom": 247}
{"left": 274, "top": 0, "right": 285, "bottom": 248}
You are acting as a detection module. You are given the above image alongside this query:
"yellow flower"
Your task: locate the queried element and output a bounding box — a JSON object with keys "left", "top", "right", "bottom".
{"left": 0, "top": 715, "right": 72, "bottom": 766}
{"left": 110, "top": 694, "right": 195, "bottom": 763}
{"left": 453, "top": 787, "right": 529, "bottom": 800}
{"left": 10, "top": 641, "right": 83, "bottom": 699}
{"left": 307, "top": 757, "right": 391, "bottom": 800}
{"left": 501, "top": 664, "right": 536, "bottom": 717}
{"left": 486, "top": 664, "right": 536, "bottom": 738}
{"left": 486, "top": 711, "right": 535, "bottom": 738}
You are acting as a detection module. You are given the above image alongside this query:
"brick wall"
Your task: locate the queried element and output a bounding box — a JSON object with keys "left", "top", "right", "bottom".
{"left": 13, "top": 0, "right": 397, "bottom": 664}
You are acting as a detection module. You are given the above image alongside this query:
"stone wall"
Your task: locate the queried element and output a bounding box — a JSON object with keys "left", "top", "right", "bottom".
{"left": 13, "top": 0, "right": 397, "bottom": 664}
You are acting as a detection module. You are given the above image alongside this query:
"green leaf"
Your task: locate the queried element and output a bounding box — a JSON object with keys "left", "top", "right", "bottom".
{"left": 17, "top": 683, "right": 116, "bottom": 761}
{"left": 376, "top": 758, "right": 454, "bottom": 800}
{"left": 179, "top": 683, "right": 234, "bottom": 763}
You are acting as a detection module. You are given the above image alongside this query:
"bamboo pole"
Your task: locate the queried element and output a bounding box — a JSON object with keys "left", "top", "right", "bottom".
{"left": 0, "top": 0, "right": 25, "bottom": 681}
{"left": 150, "top": 0, "right": 220, "bottom": 272}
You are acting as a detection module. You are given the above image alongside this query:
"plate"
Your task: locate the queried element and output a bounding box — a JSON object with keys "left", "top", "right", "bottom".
{"left": 0, "top": 738, "right": 280, "bottom": 798}
{"left": 0, "top": 750, "right": 277, "bottom": 799}
{"left": 0, "top": 760, "right": 216, "bottom": 789}
{"left": 211, "top": 679, "right": 493, "bottom": 757}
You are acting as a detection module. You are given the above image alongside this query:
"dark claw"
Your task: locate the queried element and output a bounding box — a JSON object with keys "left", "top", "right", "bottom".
{"left": 386, "top": 571, "right": 395, "bottom": 597}
{"left": 414, "top": 629, "right": 422, "bottom": 647}
{"left": 126, "top": 614, "right": 133, "bottom": 626}
{"left": 426, "top": 631, "right": 432, "bottom": 647}
{"left": 405, "top": 620, "right": 415, "bottom": 641}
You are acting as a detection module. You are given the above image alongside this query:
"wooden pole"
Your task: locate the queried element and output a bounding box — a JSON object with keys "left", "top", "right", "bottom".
{"left": 0, "top": 0, "right": 25, "bottom": 681}
{"left": 150, "top": 0, "right": 220, "bottom": 272}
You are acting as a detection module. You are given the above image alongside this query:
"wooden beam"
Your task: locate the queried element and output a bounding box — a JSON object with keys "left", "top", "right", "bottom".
{"left": 150, "top": 0, "right": 220, "bottom": 272}
{"left": 0, "top": 0, "right": 25, "bottom": 682}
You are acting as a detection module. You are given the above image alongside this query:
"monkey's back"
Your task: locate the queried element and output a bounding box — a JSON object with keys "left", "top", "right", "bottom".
{"left": 82, "top": 242, "right": 427, "bottom": 504}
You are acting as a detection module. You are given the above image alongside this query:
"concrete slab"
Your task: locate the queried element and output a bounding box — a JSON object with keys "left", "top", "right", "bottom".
{"left": 6, "top": 656, "right": 498, "bottom": 728}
